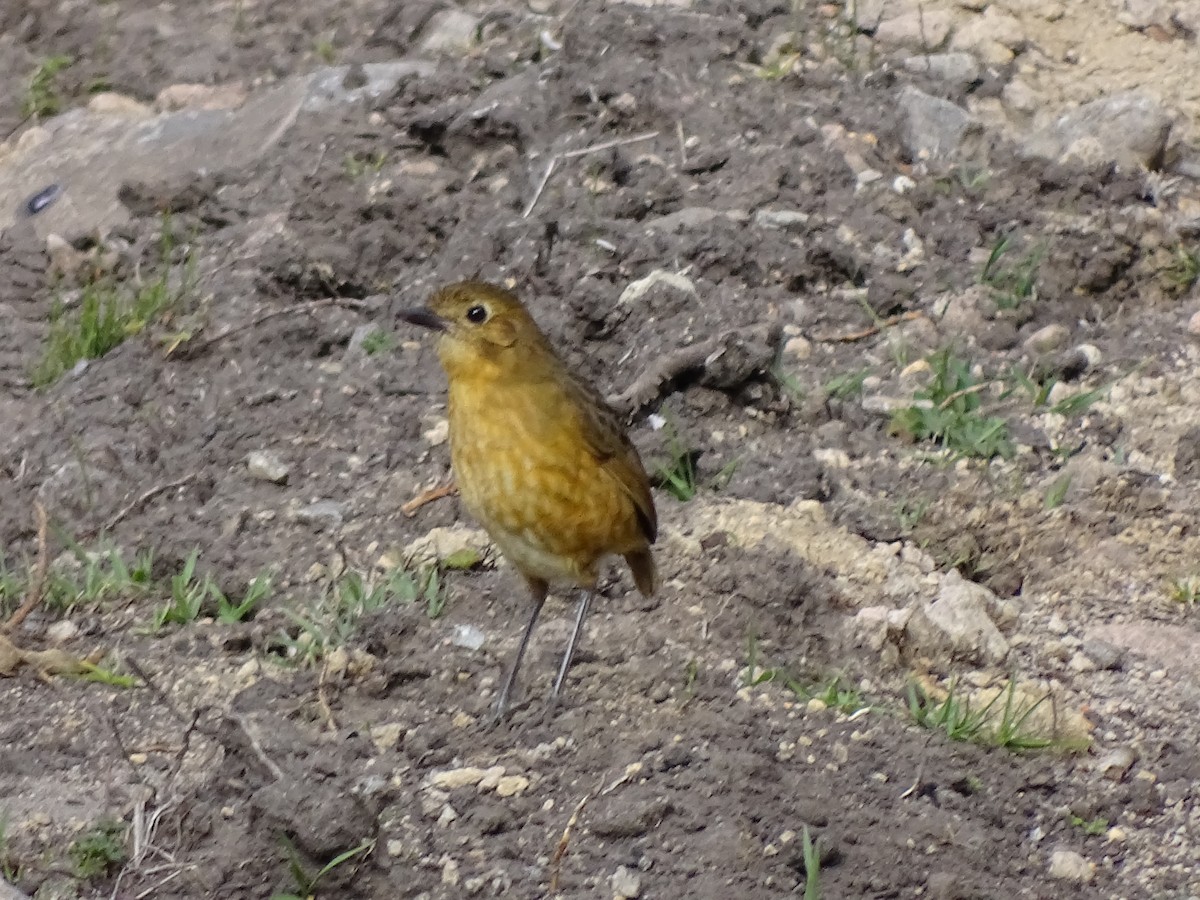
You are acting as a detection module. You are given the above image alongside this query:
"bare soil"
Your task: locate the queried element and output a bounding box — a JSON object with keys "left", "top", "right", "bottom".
{"left": 2, "top": 1, "right": 1200, "bottom": 898}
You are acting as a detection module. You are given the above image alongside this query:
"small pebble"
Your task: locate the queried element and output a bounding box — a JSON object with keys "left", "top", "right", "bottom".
{"left": 612, "top": 865, "right": 642, "bottom": 899}
{"left": 1048, "top": 848, "right": 1095, "bottom": 881}
{"left": 25, "top": 183, "right": 62, "bottom": 216}
{"left": 247, "top": 450, "right": 289, "bottom": 484}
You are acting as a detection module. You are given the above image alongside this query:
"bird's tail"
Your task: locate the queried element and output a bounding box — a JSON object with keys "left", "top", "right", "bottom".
{"left": 624, "top": 548, "right": 658, "bottom": 597}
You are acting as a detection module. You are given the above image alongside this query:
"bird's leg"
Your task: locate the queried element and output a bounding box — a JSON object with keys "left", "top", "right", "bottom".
{"left": 551, "top": 589, "right": 593, "bottom": 703}
{"left": 493, "top": 580, "right": 548, "bottom": 722}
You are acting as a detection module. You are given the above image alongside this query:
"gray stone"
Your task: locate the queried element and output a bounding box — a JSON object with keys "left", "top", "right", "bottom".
{"left": 1022, "top": 92, "right": 1173, "bottom": 170}
{"left": 874, "top": 10, "right": 953, "bottom": 48}
{"left": 295, "top": 500, "right": 344, "bottom": 527}
{"left": 645, "top": 207, "right": 726, "bottom": 233}
{"left": 906, "top": 570, "right": 1009, "bottom": 664}
{"left": 1023, "top": 324, "right": 1070, "bottom": 354}
{"left": 897, "top": 86, "right": 982, "bottom": 161}
{"left": 247, "top": 451, "right": 289, "bottom": 485}
{"left": 618, "top": 270, "right": 698, "bottom": 305}
{"left": 417, "top": 9, "right": 480, "bottom": 53}
{"left": 753, "top": 208, "right": 810, "bottom": 232}
{"left": 0, "top": 61, "right": 433, "bottom": 241}
{"left": 612, "top": 865, "right": 642, "bottom": 899}
{"left": 901, "top": 52, "right": 982, "bottom": 89}
{"left": 1080, "top": 637, "right": 1125, "bottom": 670}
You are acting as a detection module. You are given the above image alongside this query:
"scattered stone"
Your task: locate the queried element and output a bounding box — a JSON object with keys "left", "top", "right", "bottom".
{"left": 1094, "top": 746, "right": 1137, "bottom": 782}
{"left": 1048, "top": 848, "right": 1095, "bottom": 882}
{"left": 906, "top": 571, "right": 1009, "bottom": 664}
{"left": 45, "top": 620, "right": 78, "bottom": 644}
{"left": 897, "top": 86, "right": 982, "bottom": 161}
{"left": 1024, "top": 323, "right": 1070, "bottom": 354}
{"left": 612, "top": 865, "right": 643, "bottom": 899}
{"left": 618, "top": 270, "right": 698, "bottom": 305}
{"left": 951, "top": 7, "right": 1026, "bottom": 52}
{"left": 478, "top": 766, "right": 506, "bottom": 791}
{"left": 155, "top": 82, "right": 248, "bottom": 112}
{"left": 591, "top": 797, "right": 672, "bottom": 838}
{"left": 924, "top": 870, "right": 960, "bottom": 900}
{"left": 1048, "top": 343, "right": 1101, "bottom": 381}
{"left": 783, "top": 336, "right": 812, "bottom": 360}
{"left": 495, "top": 775, "right": 530, "bottom": 797}
{"left": 902, "top": 52, "right": 981, "bottom": 88}
{"left": 1022, "top": 92, "right": 1173, "bottom": 170}
{"left": 645, "top": 207, "right": 724, "bottom": 233}
{"left": 451, "top": 624, "right": 486, "bottom": 650}
{"left": 418, "top": 9, "right": 481, "bottom": 53}
{"left": 1187, "top": 309, "right": 1200, "bottom": 337}
{"left": 441, "top": 856, "right": 460, "bottom": 886}
{"left": 873, "top": 10, "right": 952, "bottom": 49}
{"left": 423, "top": 417, "right": 450, "bottom": 446}
{"left": 432, "top": 767, "right": 489, "bottom": 790}
{"left": 86, "top": 92, "right": 153, "bottom": 119}
{"left": 437, "top": 804, "right": 458, "bottom": 827}
{"left": 753, "top": 209, "right": 810, "bottom": 232}
{"left": 1080, "top": 637, "right": 1125, "bottom": 670}
{"left": 247, "top": 450, "right": 289, "bottom": 485}
{"left": 370, "top": 722, "right": 405, "bottom": 752}
{"left": 403, "top": 524, "right": 493, "bottom": 569}
{"left": 295, "top": 500, "right": 344, "bottom": 527}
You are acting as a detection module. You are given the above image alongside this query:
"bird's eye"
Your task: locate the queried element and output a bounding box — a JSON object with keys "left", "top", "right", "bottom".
{"left": 465, "top": 304, "right": 488, "bottom": 324}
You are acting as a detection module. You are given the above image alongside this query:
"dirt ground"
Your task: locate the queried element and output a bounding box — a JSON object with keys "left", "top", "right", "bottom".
{"left": 3, "top": 0, "right": 1200, "bottom": 898}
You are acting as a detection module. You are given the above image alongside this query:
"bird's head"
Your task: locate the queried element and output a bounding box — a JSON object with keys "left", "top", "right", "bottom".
{"left": 399, "top": 281, "right": 552, "bottom": 379}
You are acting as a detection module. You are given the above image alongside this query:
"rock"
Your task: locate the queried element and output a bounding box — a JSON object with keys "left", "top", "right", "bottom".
{"left": 618, "top": 270, "right": 698, "bottom": 305}
{"left": 370, "top": 722, "right": 405, "bottom": 752}
{"left": 1094, "top": 746, "right": 1137, "bottom": 781}
{"left": 873, "top": 10, "right": 953, "bottom": 48}
{"left": 951, "top": 7, "right": 1026, "bottom": 51}
{"left": 897, "top": 86, "right": 981, "bottom": 161}
{"left": 901, "top": 52, "right": 981, "bottom": 89}
{"left": 0, "top": 62, "right": 434, "bottom": 241}
{"left": 45, "top": 620, "right": 78, "bottom": 644}
{"left": 451, "top": 624, "right": 486, "bottom": 650}
{"left": 646, "top": 207, "right": 725, "bottom": 233}
{"left": 155, "top": 82, "right": 248, "bottom": 112}
{"left": 782, "top": 336, "right": 812, "bottom": 360}
{"left": 418, "top": 9, "right": 480, "bottom": 53}
{"left": 1049, "top": 344, "right": 1101, "bottom": 381}
{"left": 1080, "top": 637, "right": 1125, "bottom": 670}
{"left": 86, "top": 93, "right": 153, "bottom": 119}
{"left": 403, "top": 524, "right": 493, "bottom": 569}
{"left": 295, "top": 500, "right": 344, "bottom": 527}
{"left": 44, "top": 233, "right": 89, "bottom": 280}
{"left": 431, "top": 767, "right": 489, "bottom": 790}
{"left": 906, "top": 570, "right": 1009, "bottom": 664}
{"left": 247, "top": 451, "right": 289, "bottom": 485}
{"left": 1022, "top": 93, "right": 1173, "bottom": 170}
{"left": 1047, "top": 848, "right": 1095, "bottom": 882}
{"left": 612, "top": 865, "right": 643, "bottom": 899}
{"left": 1024, "top": 323, "right": 1070, "bottom": 354}
{"left": 1187, "top": 309, "right": 1200, "bottom": 336}
{"left": 1116, "top": 0, "right": 1174, "bottom": 31}
{"left": 753, "top": 209, "right": 810, "bottom": 232}
{"left": 1087, "top": 621, "right": 1200, "bottom": 680}
{"left": 924, "top": 871, "right": 960, "bottom": 900}
{"left": 494, "top": 775, "right": 529, "bottom": 797}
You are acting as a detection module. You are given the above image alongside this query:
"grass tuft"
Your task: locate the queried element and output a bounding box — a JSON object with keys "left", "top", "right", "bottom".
{"left": 68, "top": 819, "right": 126, "bottom": 879}
{"left": 890, "top": 349, "right": 1013, "bottom": 459}
{"left": 22, "top": 55, "right": 73, "bottom": 119}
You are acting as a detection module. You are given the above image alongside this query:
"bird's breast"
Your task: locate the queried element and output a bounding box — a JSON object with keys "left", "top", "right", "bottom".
{"left": 446, "top": 375, "right": 643, "bottom": 584}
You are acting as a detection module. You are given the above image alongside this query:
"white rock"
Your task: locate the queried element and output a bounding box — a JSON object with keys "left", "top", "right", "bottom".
{"left": 247, "top": 450, "right": 289, "bottom": 484}
{"left": 618, "top": 270, "right": 698, "bottom": 305}
{"left": 1048, "top": 848, "right": 1095, "bottom": 881}
{"left": 902, "top": 52, "right": 981, "bottom": 87}
{"left": 1024, "top": 324, "right": 1070, "bottom": 354}
{"left": 873, "top": 10, "right": 953, "bottom": 48}
{"left": 451, "top": 624, "right": 486, "bottom": 650}
{"left": 612, "top": 865, "right": 642, "bottom": 898}
{"left": 906, "top": 570, "right": 1009, "bottom": 664}
{"left": 86, "top": 93, "right": 153, "bottom": 119}
{"left": 423, "top": 417, "right": 449, "bottom": 446}
{"left": 46, "top": 620, "right": 79, "bottom": 644}
{"left": 419, "top": 9, "right": 480, "bottom": 53}
{"left": 495, "top": 774, "right": 530, "bottom": 797}
{"left": 155, "top": 82, "right": 248, "bottom": 112}
{"left": 1188, "top": 310, "right": 1200, "bottom": 336}
{"left": 404, "top": 524, "right": 492, "bottom": 569}
{"left": 432, "top": 767, "right": 487, "bottom": 790}
{"left": 783, "top": 336, "right": 812, "bottom": 360}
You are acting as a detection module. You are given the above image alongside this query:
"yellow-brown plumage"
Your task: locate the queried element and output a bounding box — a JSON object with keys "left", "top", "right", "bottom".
{"left": 400, "top": 281, "right": 657, "bottom": 718}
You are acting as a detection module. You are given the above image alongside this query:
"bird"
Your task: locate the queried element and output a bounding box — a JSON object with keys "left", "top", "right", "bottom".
{"left": 399, "top": 280, "right": 658, "bottom": 720}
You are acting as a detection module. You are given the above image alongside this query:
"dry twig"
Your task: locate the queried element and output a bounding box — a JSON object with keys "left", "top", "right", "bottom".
{"left": 813, "top": 310, "right": 926, "bottom": 343}
{"left": 401, "top": 480, "right": 458, "bottom": 517}
{"left": 523, "top": 131, "right": 659, "bottom": 218}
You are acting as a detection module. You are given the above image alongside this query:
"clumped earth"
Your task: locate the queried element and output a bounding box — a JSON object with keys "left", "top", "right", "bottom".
{"left": 3, "top": 0, "right": 1200, "bottom": 898}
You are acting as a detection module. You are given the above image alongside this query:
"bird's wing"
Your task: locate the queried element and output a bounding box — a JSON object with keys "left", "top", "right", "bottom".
{"left": 568, "top": 375, "right": 658, "bottom": 545}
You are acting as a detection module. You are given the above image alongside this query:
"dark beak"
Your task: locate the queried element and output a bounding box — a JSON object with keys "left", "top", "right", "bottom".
{"left": 398, "top": 307, "right": 449, "bottom": 332}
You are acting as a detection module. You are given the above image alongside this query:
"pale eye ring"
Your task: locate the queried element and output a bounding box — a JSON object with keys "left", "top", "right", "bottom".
{"left": 466, "top": 304, "right": 488, "bottom": 324}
